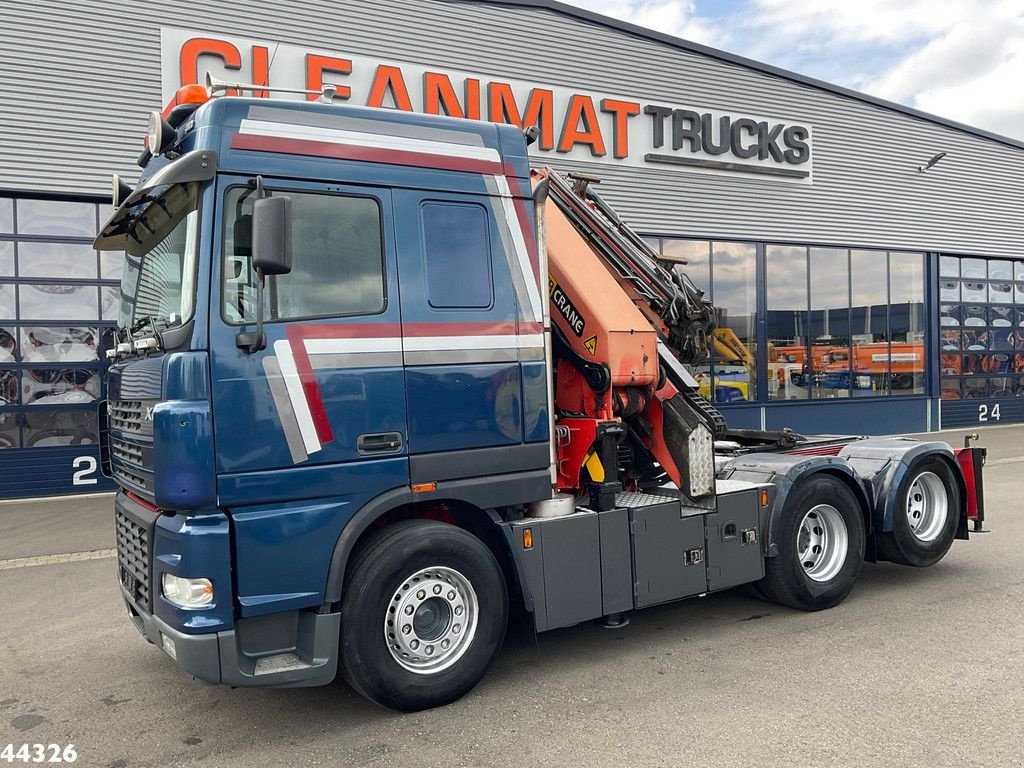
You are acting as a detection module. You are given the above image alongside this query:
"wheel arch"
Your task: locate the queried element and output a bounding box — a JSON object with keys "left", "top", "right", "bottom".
{"left": 719, "top": 452, "right": 873, "bottom": 560}
{"left": 323, "top": 472, "right": 548, "bottom": 613}
{"left": 837, "top": 439, "right": 968, "bottom": 538}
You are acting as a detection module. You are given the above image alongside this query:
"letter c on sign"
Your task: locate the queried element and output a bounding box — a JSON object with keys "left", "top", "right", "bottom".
{"left": 180, "top": 37, "right": 242, "bottom": 88}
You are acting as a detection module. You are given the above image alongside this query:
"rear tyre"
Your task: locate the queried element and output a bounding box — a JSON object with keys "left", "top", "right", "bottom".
{"left": 877, "top": 458, "right": 960, "bottom": 567}
{"left": 340, "top": 520, "right": 508, "bottom": 711}
{"left": 758, "top": 475, "right": 866, "bottom": 611}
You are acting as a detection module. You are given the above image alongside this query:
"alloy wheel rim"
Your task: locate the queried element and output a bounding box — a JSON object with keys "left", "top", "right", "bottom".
{"left": 906, "top": 471, "right": 948, "bottom": 543}
{"left": 797, "top": 504, "right": 849, "bottom": 582}
{"left": 384, "top": 566, "right": 479, "bottom": 675}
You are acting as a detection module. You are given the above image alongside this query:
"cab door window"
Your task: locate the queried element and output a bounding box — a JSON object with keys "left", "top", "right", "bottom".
{"left": 223, "top": 187, "right": 385, "bottom": 322}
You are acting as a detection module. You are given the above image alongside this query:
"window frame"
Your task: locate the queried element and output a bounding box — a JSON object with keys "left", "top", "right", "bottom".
{"left": 0, "top": 193, "right": 118, "bottom": 455}
{"left": 419, "top": 199, "right": 495, "bottom": 311}
{"left": 644, "top": 232, "right": 931, "bottom": 405}
{"left": 219, "top": 184, "right": 389, "bottom": 327}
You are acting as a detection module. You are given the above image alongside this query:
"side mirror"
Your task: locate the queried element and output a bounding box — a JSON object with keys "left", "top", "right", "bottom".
{"left": 252, "top": 196, "right": 292, "bottom": 276}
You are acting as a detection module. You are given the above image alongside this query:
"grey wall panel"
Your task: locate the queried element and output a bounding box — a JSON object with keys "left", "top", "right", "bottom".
{"left": 1, "top": 0, "right": 1022, "bottom": 258}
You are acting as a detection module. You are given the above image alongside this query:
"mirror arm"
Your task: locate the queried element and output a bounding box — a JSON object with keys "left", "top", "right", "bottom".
{"left": 235, "top": 269, "right": 267, "bottom": 353}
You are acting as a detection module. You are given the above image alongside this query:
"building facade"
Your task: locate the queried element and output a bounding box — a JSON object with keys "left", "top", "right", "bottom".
{"left": 1, "top": 0, "right": 1022, "bottom": 497}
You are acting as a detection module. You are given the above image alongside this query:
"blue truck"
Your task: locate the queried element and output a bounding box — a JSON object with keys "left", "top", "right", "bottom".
{"left": 95, "top": 79, "right": 987, "bottom": 711}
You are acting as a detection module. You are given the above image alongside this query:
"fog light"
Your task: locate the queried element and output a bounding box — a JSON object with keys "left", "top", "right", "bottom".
{"left": 162, "top": 574, "right": 214, "bottom": 608}
{"left": 161, "top": 633, "right": 177, "bottom": 660}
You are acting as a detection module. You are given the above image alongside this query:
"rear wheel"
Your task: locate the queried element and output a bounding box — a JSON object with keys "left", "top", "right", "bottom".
{"left": 340, "top": 520, "right": 508, "bottom": 711}
{"left": 877, "top": 458, "right": 960, "bottom": 567}
{"left": 758, "top": 475, "right": 866, "bottom": 611}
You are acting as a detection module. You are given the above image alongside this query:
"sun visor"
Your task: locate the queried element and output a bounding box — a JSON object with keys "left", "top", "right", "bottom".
{"left": 94, "top": 150, "right": 218, "bottom": 251}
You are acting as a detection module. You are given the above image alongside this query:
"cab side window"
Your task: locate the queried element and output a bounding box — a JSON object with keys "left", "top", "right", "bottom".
{"left": 421, "top": 202, "right": 493, "bottom": 309}
{"left": 224, "top": 187, "right": 385, "bottom": 322}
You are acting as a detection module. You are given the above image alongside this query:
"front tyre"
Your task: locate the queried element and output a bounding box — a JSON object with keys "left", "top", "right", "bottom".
{"left": 758, "top": 475, "right": 866, "bottom": 611}
{"left": 340, "top": 520, "right": 508, "bottom": 711}
{"left": 877, "top": 458, "right": 960, "bottom": 567}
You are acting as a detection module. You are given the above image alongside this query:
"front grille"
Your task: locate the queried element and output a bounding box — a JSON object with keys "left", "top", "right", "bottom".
{"left": 115, "top": 507, "right": 151, "bottom": 610}
{"left": 109, "top": 399, "right": 153, "bottom": 436}
{"left": 111, "top": 435, "right": 144, "bottom": 465}
{"left": 112, "top": 462, "right": 151, "bottom": 494}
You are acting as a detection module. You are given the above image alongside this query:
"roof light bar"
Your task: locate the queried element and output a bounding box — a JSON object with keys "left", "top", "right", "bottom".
{"left": 204, "top": 72, "right": 337, "bottom": 103}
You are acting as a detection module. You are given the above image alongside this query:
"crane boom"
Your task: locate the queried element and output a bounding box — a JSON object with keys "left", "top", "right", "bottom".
{"left": 535, "top": 168, "right": 726, "bottom": 506}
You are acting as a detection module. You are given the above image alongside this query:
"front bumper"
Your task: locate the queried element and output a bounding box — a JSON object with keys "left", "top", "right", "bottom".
{"left": 115, "top": 491, "right": 339, "bottom": 688}
{"left": 123, "top": 592, "right": 340, "bottom": 688}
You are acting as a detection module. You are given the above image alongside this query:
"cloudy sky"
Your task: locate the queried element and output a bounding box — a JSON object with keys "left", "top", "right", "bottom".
{"left": 560, "top": 0, "right": 1024, "bottom": 141}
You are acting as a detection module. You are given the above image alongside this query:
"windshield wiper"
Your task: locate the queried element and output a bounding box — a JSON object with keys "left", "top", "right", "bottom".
{"left": 130, "top": 315, "right": 164, "bottom": 352}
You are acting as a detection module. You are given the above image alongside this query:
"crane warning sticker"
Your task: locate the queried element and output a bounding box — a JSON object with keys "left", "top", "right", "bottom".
{"left": 548, "top": 275, "right": 586, "bottom": 337}
{"left": 583, "top": 335, "right": 598, "bottom": 355}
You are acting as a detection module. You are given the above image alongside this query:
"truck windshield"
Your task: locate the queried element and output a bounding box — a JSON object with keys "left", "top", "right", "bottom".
{"left": 119, "top": 182, "right": 199, "bottom": 331}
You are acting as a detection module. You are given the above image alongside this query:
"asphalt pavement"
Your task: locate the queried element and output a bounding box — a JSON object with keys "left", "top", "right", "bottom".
{"left": 1, "top": 425, "right": 1022, "bottom": 768}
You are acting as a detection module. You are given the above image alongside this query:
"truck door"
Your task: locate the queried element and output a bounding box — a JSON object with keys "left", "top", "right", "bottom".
{"left": 393, "top": 188, "right": 542, "bottom": 475}
{"left": 210, "top": 176, "right": 408, "bottom": 493}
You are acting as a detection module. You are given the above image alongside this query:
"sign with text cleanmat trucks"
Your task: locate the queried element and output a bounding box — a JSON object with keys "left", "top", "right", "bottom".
{"left": 162, "top": 27, "right": 814, "bottom": 182}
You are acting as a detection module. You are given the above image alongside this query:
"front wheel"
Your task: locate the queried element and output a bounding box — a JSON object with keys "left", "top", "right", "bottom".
{"left": 877, "top": 458, "right": 960, "bottom": 567}
{"left": 340, "top": 520, "right": 508, "bottom": 711}
{"left": 758, "top": 475, "right": 866, "bottom": 611}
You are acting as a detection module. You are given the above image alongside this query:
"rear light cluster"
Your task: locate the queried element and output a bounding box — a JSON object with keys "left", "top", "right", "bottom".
{"left": 954, "top": 446, "right": 986, "bottom": 530}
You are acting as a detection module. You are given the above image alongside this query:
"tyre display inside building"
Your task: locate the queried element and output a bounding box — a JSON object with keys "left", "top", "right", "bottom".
{"left": 938, "top": 255, "right": 1024, "bottom": 427}
{"left": 0, "top": 196, "right": 118, "bottom": 495}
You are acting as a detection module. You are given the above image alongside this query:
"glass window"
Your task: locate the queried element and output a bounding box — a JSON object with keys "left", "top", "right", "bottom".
{"left": 20, "top": 327, "right": 98, "bottom": 363}
{"left": 101, "top": 286, "right": 119, "bottom": 321}
{"left": 100, "top": 251, "right": 124, "bottom": 281}
{"left": 224, "top": 188, "right": 385, "bottom": 323}
{"left": 889, "top": 252, "right": 925, "bottom": 395}
{"left": 17, "top": 242, "right": 97, "bottom": 280}
{"left": 124, "top": 184, "right": 199, "bottom": 330}
{"left": 17, "top": 199, "right": 96, "bottom": 238}
{"left": 0, "top": 370, "right": 17, "bottom": 405}
{"left": 0, "top": 326, "right": 15, "bottom": 362}
{"left": 960, "top": 258, "right": 987, "bottom": 279}
{"left": 118, "top": 255, "right": 139, "bottom": 329}
{"left": 989, "top": 282, "right": 1013, "bottom": 304}
{"left": 0, "top": 242, "right": 13, "bottom": 276}
{"left": 962, "top": 377, "right": 988, "bottom": 399}
{"left": 989, "top": 260, "right": 1013, "bottom": 280}
{"left": 990, "top": 306, "right": 1013, "bottom": 327}
{"left": 850, "top": 250, "right": 889, "bottom": 396}
{"left": 422, "top": 202, "right": 492, "bottom": 309}
{"left": 1015, "top": 261, "right": 1024, "bottom": 281}
{"left": 939, "top": 304, "right": 962, "bottom": 327}
{"left": 766, "top": 245, "right": 808, "bottom": 400}
{"left": 809, "top": 248, "right": 850, "bottom": 399}
{"left": 0, "top": 283, "right": 15, "bottom": 319}
{"left": 22, "top": 369, "right": 99, "bottom": 406}
{"left": 939, "top": 256, "right": 959, "bottom": 277}
{"left": 0, "top": 198, "right": 13, "bottom": 234}
{"left": 710, "top": 241, "right": 757, "bottom": 403}
{"left": 0, "top": 413, "right": 19, "bottom": 448}
{"left": 22, "top": 408, "right": 98, "bottom": 447}
{"left": 940, "top": 377, "right": 961, "bottom": 400}
{"left": 18, "top": 284, "right": 99, "bottom": 321}
{"left": 661, "top": 239, "right": 709, "bottom": 294}
{"left": 939, "top": 278, "right": 960, "bottom": 303}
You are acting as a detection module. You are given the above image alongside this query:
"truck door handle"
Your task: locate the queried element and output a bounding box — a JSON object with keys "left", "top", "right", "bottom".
{"left": 357, "top": 432, "right": 404, "bottom": 455}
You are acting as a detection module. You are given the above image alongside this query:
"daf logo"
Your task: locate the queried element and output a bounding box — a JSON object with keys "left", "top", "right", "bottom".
{"left": 143, "top": 406, "right": 154, "bottom": 421}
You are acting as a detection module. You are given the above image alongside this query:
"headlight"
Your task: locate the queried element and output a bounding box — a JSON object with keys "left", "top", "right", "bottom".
{"left": 162, "top": 573, "right": 213, "bottom": 608}
{"left": 147, "top": 110, "right": 176, "bottom": 156}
